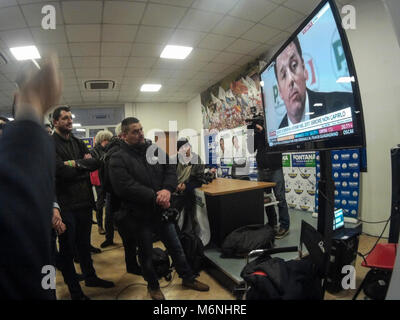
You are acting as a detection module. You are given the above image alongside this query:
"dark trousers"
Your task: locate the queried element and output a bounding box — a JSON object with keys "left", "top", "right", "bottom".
{"left": 104, "top": 192, "right": 116, "bottom": 242}
{"left": 115, "top": 211, "right": 138, "bottom": 272}
{"left": 258, "top": 167, "right": 290, "bottom": 230}
{"left": 171, "top": 191, "right": 196, "bottom": 233}
{"left": 95, "top": 186, "right": 105, "bottom": 229}
{"left": 119, "top": 214, "right": 195, "bottom": 290}
{"left": 58, "top": 208, "right": 96, "bottom": 294}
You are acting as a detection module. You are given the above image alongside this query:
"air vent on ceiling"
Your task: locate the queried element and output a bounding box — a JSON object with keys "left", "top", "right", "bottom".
{"left": 0, "top": 52, "right": 8, "bottom": 65}
{"left": 84, "top": 80, "right": 115, "bottom": 91}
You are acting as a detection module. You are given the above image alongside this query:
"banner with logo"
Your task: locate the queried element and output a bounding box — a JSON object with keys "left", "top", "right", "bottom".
{"left": 283, "top": 152, "right": 316, "bottom": 213}
{"left": 315, "top": 149, "right": 360, "bottom": 221}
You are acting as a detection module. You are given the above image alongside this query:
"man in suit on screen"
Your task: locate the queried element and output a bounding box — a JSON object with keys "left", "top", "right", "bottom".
{"left": 274, "top": 37, "right": 354, "bottom": 129}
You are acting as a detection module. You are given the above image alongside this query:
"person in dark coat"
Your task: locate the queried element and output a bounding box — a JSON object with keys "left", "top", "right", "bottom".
{"left": 90, "top": 130, "right": 113, "bottom": 235}
{"left": 109, "top": 117, "right": 209, "bottom": 300}
{"left": 52, "top": 106, "right": 114, "bottom": 300}
{"left": 0, "top": 56, "right": 60, "bottom": 299}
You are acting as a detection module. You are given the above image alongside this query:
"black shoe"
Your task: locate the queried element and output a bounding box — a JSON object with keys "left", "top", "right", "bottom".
{"left": 100, "top": 240, "right": 114, "bottom": 248}
{"left": 73, "top": 256, "right": 80, "bottom": 264}
{"left": 85, "top": 276, "right": 115, "bottom": 288}
{"left": 127, "top": 265, "right": 142, "bottom": 275}
{"left": 90, "top": 246, "right": 101, "bottom": 254}
{"left": 92, "top": 220, "right": 97, "bottom": 225}
{"left": 77, "top": 273, "right": 85, "bottom": 282}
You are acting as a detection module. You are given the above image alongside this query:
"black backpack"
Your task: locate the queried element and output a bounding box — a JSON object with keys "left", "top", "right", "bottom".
{"left": 178, "top": 231, "right": 205, "bottom": 276}
{"left": 151, "top": 248, "right": 172, "bottom": 281}
{"left": 221, "top": 224, "right": 275, "bottom": 258}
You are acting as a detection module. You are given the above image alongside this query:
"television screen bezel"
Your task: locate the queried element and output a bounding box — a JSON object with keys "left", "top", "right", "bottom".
{"left": 260, "top": 0, "right": 366, "bottom": 153}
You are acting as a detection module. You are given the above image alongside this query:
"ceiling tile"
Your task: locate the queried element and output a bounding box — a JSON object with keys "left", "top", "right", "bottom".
{"left": 261, "top": 6, "right": 304, "bottom": 30}
{"left": 72, "top": 57, "right": 100, "bottom": 68}
{"left": 69, "top": 42, "right": 101, "bottom": 56}
{"left": 201, "top": 62, "right": 230, "bottom": 73}
{"left": 31, "top": 26, "right": 67, "bottom": 44}
{"left": 124, "top": 67, "right": 151, "bottom": 78}
{"left": 191, "top": 71, "right": 219, "bottom": 81}
{"left": 141, "top": 3, "right": 187, "bottom": 28}
{"left": 101, "top": 57, "right": 128, "bottom": 68}
{"left": 135, "top": 26, "right": 174, "bottom": 45}
{"left": 101, "top": 67, "right": 126, "bottom": 78}
{"left": 62, "top": 1, "right": 103, "bottom": 24}
{"left": 186, "top": 48, "right": 219, "bottom": 62}
{"left": 0, "top": 1, "right": 17, "bottom": 8}
{"left": 59, "top": 56, "right": 73, "bottom": 69}
{"left": 75, "top": 68, "right": 100, "bottom": 78}
{"left": 265, "top": 31, "right": 291, "bottom": 46}
{"left": 225, "top": 38, "right": 260, "bottom": 54}
{"left": 241, "top": 23, "right": 281, "bottom": 43}
{"left": 0, "top": 61, "right": 23, "bottom": 74}
{"left": 103, "top": 1, "right": 146, "bottom": 24}
{"left": 212, "top": 51, "right": 243, "bottom": 65}
{"left": 150, "top": 0, "right": 194, "bottom": 7}
{"left": 102, "top": 25, "right": 138, "bottom": 42}
{"left": 282, "top": 0, "right": 321, "bottom": 15}
{"left": 212, "top": 16, "right": 255, "bottom": 37}
{"left": 152, "top": 58, "right": 184, "bottom": 70}
{"left": 21, "top": 2, "right": 63, "bottom": 27}
{"left": 39, "top": 43, "right": 70, "bottom": 58}
{"left": 0, "top": 28, "right": 34, "bottom": 47}
{"left": 127, "top": 57, "right": 157, "bottom": 68}
{"left": 229, "top": 0, "right": 278, "bottom": 22}
{"left": 147, "top": 68, "right": 175, "bottom": 79}
{"left": 167, "top": 29, "right": 206, "bottom": 47}
{"left": 192, "top": 0, "right": 239, "bottom": 14}
{"left": 0, "top": 6, "right": 26, "bottom": 31}
{"left": 198, "top": 34, "right": 236, "bottom": 51}
{"left": 65, "top": 25, "right": 101, "bottom": 42}
{"left": 178, "top": 9, "right": 223, "bottom": 32}
{"left": 131, "top": 43, "right": 164, "bottom": 57}
{"left": 101, "top": 43, "right": 132, "bottom": 57}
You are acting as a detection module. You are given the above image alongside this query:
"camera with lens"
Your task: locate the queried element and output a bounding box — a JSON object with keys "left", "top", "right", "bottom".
{"left": 201, "top": 170, "right": 216, "bottom": 185}
{"left": 245, "top": 106, "right": 264, "bottom": 130}
{"left": 161, "top": 208, "right": 179, "bottom": 223}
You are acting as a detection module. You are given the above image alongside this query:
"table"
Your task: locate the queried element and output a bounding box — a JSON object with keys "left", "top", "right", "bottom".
{"left": 199, "top": 178, "right": 275, "bottom": 247}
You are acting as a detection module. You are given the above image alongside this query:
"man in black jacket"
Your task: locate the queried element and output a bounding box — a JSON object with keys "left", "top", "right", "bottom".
{"left": 52, "top": 106, "right": 114, "bottom": 300}
{"left": 248, "top": 124, "right": 290, "bottom": 239}
{"left": 109, "top": 117, "right": 209, "bottom": 300}
{"left": 0, "top": 56, "right": 60, "bottom": 299}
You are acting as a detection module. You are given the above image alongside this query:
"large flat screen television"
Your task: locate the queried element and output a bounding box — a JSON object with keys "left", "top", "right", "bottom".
{"left": 260, "top": 0, "right": 365, "bottom": 153}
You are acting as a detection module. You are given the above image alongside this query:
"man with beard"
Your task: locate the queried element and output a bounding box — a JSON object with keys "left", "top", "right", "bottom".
{"left": 52, "top": 106, "right": 114, "bottom": 300}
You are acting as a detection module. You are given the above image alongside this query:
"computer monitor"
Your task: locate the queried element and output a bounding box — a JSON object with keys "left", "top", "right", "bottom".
{"left": 260, "top": 0, "right": 365, "bottom": 153}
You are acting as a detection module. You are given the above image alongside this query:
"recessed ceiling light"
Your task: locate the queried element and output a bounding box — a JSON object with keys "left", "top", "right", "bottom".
{"left": 7, "top": 118, "right": 14, "bottom": 121}
{"left": 9, "top": 45, "right": 41, "bottom": 61}
{"left": 160, "top": 45, "right": 192, "bottom": 60}
{"left": 72, "top": 114, "right": 76, "bottom": 119}
{"left": 72, "top": 123, "right": 81, "bottom": 127}
{"left": 140, "top": 84, "right": 162, "bottom": 92}
{"left": 76, "top": 128, "right": 86, "bottom": 132}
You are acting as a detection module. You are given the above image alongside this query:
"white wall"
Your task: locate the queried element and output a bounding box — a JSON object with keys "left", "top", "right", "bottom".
{"left": 185, "top": 95, "right": 205, "bottom": 161}
{"left": 124, "top": 102, "right": 187, "bottom": 140}
{"left": 346, "top": 0, "right": 400, "bottom": 236}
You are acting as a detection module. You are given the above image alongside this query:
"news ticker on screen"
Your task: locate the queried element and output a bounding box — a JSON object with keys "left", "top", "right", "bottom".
{"left": 268, "top": 107, "right": 354, "bottom": 146}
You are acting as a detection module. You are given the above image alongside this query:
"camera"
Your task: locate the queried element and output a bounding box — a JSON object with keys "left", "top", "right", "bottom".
{"left": 161, "top": 208, "right": 179, "bottom": 223}
{"left": 245, "top": 106, "right": 264, "bottom": 130}
{"left": 201, "top": 171, "right": 216, "bottom": 185}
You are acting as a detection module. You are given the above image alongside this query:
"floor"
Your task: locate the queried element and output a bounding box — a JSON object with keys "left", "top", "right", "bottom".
{"left": 55, "top": 211, "right": 385, "bottom": 300}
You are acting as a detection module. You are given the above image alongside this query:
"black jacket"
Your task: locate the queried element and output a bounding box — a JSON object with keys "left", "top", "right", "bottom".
{"left": 279, "top": 89, "right": 354, "bottom": 128}
{"left": 248, "top": 128, "right": 282, "bottom": 170}
{"left": 90, "top": 143, "right": 106, "bottom": 161}
{"left": 0, "top": 120, "right": 55, "bottom": 299}
{"left": 53, "top": 132, "right": 99, "bottom": 212}
{"left": 109, "top": 140, "right": 177, "bottom": 222}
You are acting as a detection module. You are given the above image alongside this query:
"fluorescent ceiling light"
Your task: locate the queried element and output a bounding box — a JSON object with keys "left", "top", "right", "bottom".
{"left": 72, "top": 123, "right": 81, "bottom": 127}
{"left": 76, "top": 128, "right": 86, "bottom": 132}
{"left": 160, "top": 45, "right": 192, "bottom": 60}
{"left": 9, "top": 45, "right": 41, "bottom": 61}
{"left": 336, "top": 76, "right": 355, "bottom": 83}
{"left": 72, "top": 114, "right": 76, "bottom": 119}
{"left": 7, "top": 118, "right": 14, "bottom": 121}
{"left": 140, "top": 84, "right": 162, "bottom": 92}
